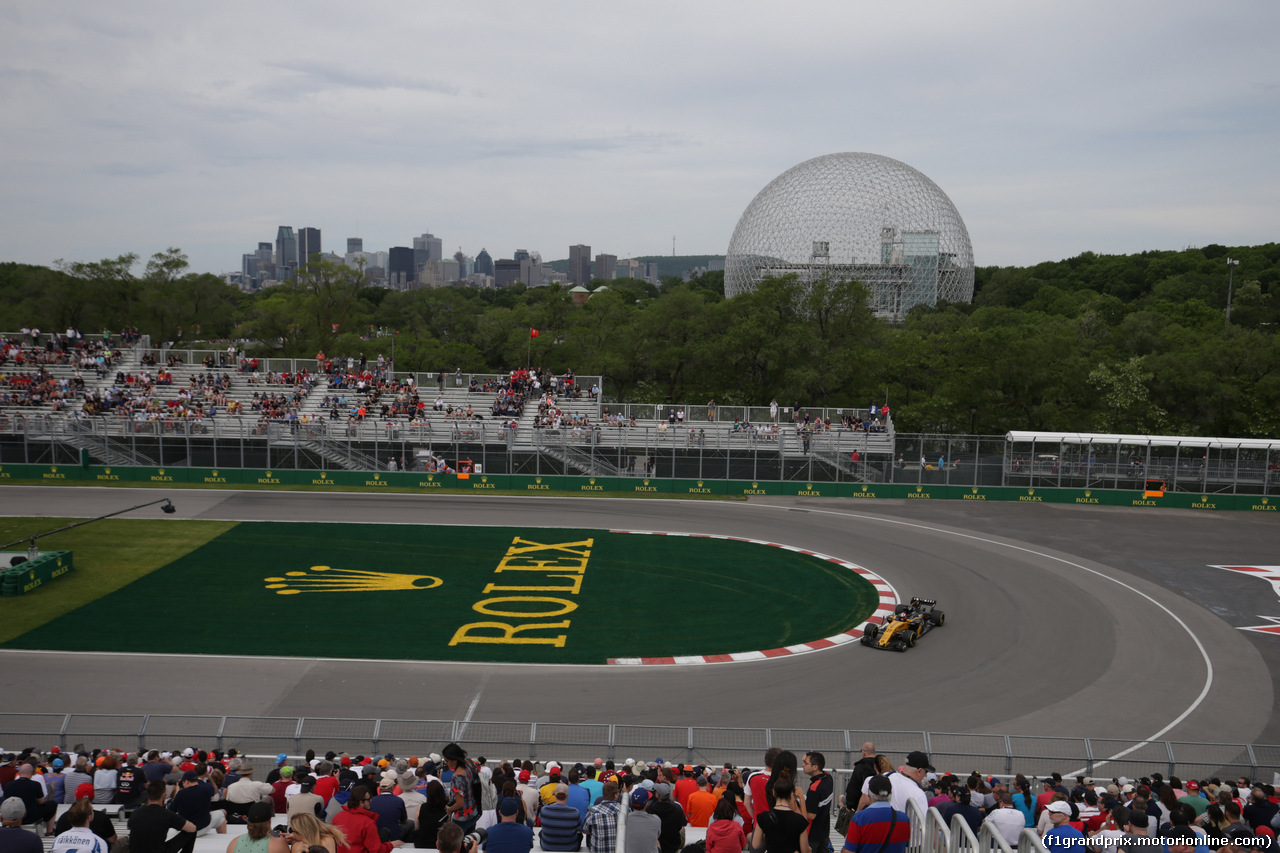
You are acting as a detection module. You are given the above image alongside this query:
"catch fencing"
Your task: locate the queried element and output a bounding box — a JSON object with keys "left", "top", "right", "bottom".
{"left": 1, "top": 713, "right": 1275, "bottom": 782}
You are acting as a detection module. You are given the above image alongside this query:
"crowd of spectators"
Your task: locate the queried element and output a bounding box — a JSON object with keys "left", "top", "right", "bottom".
{"left": 4, "top": 742, "right": 1280, "bottom": 853}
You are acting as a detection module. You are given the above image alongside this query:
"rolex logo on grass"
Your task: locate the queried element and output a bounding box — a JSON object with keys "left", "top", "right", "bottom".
{"left": 264, "top": 566, "right": 443, "bottom": 595}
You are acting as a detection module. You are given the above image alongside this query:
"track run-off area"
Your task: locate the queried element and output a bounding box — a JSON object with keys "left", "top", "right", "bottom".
{"left": 1, "top": 486, "right": 1278, "bottom": 748}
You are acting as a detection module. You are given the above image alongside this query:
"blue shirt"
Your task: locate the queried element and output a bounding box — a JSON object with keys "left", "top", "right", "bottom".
{"left": 1042, "top": 825, "right": 1086, "bottom": 850}
{"left": 844, "top": 802, "right": 909, "bottom": 853}
{"left": 566, "top": 785, "right": 591, "bottom": 824}
{"left": 484, "top": 822, "right": 533, "bottom": 853}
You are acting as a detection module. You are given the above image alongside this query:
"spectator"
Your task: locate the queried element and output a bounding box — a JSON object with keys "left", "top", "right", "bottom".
{"left": 369, "top": 776, "right": 408, "bottom": 842}
{"left": 706, "top": 794, "right": 748, "bottom": 853}
{"left": 802, "top": 752, "right": 834, "bottom": 853}
{"left": 844, "top": 776, "right": 908, "bottom": 853}
{"left": 283, "top": 812, "right": 347, "bottom": 853}
{"left": 225, "top": 802, "right": 289, "bottom": 853}
{"left": 226, "top": 761, "right": 273, "bottom": 806}
{"left": 986, "top": 794, "right": 1026, "bottom": 847}
{"left": 170, "top": 769, "right": 227, "bottom": 837}
{"left": 332, "top": 785, "right": 402, "bottom": 853}
{"left": 486, "top": 798, "right": 533, "bottom": 853}
{"left": 129, "top": 780, "right": 196, "bottom": 853}
{"left": 50, "top": 799, "right": 106, "bottom": 853}
{"left": 687, "top": 776, "right": 718, "bottom": 827}
{"left": 414, "top": 780, "right": 449, "bottom": 850}
{"left": 843, "top": 745, "right": 878, "bottom": 813}
{"left": 583, "top": 782, "right": 621, "bottom": 853}
{"left": 0, "top": 798, "right": 41, "bottom": 853}
{"left": 647, "top": 782, "right": 688, "bottom": 853}
{"left": 752, "top": 776, "right": 810, "bottom": 853}
{"left": 748, "top": 750, "right": 779, "bottom": 820}
{"left": 538, "top": 784, "right": 583, "bottom": 852}
{"left": 51, "top": 791, "right": 116, "bottom": 849}
{"left": 2, "top": 763, "right": 54, "bottom": 834}
{"left": 1042, "top": 802, "right": 1085, "bottom": 847}
{"left": 625, "top": 790, "right": 661, "bottom": 853}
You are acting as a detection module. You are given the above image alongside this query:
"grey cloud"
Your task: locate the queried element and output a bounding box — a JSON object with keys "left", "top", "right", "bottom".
{"left": 262, "top": 60, "right": 460, "bottom": 96}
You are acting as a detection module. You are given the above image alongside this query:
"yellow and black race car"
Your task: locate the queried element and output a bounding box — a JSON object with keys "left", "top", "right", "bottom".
{"left": 860, "top": 597, "right": 945, "bottom": 651}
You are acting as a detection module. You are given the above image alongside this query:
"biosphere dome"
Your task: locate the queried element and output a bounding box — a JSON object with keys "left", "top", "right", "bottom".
{"left": 724, "top": 152, "right": 974, "bottom": 317}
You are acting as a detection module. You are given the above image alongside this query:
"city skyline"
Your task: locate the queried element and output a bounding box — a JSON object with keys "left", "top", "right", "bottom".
{"left": 2, "top": 2, "right": 1277, "bottom": 277}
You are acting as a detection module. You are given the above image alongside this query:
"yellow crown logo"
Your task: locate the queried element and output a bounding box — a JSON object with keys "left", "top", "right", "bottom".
{"left": 482, "top": 476, "right": 488, "bottom": 483}
{"left": 105, "top": 468, "right": 111, "bottom": 475}
{"left": 752, "top": 482, "right": 759, "bottom": 488}
{"left": 1028, "top": 488, "right": 1035, "bottom": 496}
{"left": 643, "top": 479, "right": 650, "bottom": 486}
{"left": 320, "top": 471, "right": 327, "bottom": 478}
{"left": 264, "top": 566, "right": 443, "bottom": 595}
{"left": 212, "top": 470, "right": 219, "bottom": 476}
{"left": 374, "top": 473, "right": 380, "bottom": 480}
{"left": 807, "top": 483, "right": 813, "bottom": 490}
{"left": 916, "top": 486, "right": 922, "bottom": 492}
{"left": 589, "top": 478, "right": 596, "bottom": 485}
{"left": 1202, "top": 495, "right": 1208, "bottom": 502}
{"left": 536, "top": 477, "right": 542, "bottom": 484}
{"left": 1085, "top": 490, "right": 1091, "bottom": 497}
{"left": 971, "top": 487, "right": 978, "bottom": 493}
{"left": 1264, "top": 498, "right": 1270, "bottom": 505}
{"left": 428, "top": 474, "right": 435, "bottom": 481}
{"left": 864, "top": 485, "right": 870, "bottom": 492}
{"left": 697, "top": 481, "right": 703, "bottom": 488}
{"left": 266, "top": 470, "right": 272, "bottom": 477}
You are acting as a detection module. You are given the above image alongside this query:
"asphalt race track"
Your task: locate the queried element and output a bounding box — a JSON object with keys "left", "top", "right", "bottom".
{"left": 1, "top": 486, "right": 1278, "bottom": 746}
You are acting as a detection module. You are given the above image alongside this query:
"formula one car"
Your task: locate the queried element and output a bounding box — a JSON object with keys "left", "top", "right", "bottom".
{"left": 860, "top": 597, "right": 945, "bottom": 651}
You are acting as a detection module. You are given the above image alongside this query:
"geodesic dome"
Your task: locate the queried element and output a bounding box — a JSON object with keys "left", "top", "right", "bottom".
{"left": 725, "top": 153, "right": 974, "bottom": 316}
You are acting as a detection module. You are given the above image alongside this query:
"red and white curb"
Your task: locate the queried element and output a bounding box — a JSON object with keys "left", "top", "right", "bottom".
{"left": 605, "top": 530, "right": 899, "bottom": 665}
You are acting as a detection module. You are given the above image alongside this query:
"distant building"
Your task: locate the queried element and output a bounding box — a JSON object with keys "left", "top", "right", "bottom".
{"left": 569, "top": 244, "right": 591, "bottom": 285}
{"left": 570, "top": 285, "right": 591, "bottom": 305}
{"left": 475, "top": 248, "right": 494, "bottom": 277}
{"left": 616, "top": 258, "right": 640, "bottom": 279}
{"left": 347, "top": 237, "right": 363, "bottom": 254}
{"left": 645, "top": 260, "right": 661, "bottom": 282}
{"left": 388, "top": 247, "right": 414, "bottom": 289}
{"left": 594, "top": 253, "right": 617, "bottom": 281}
{"left": 494, "top": 258, "right": 525, "bottom": 287}
{"left": 275, "top": 226, "right": 298, "bottom": 272}
{"left": 298, "top": 227, "right": 321, "bottom": 265}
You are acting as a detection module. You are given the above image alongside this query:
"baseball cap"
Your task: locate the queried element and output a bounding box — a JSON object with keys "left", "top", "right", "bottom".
{"left": 631, "top": 789, "right": 651, "bottom": 807}
{"left": 182, "top": 748, "right": 194, "bottom": 758}
{"left": 905, "top": 751, "right": 934, "bottom": 772}
{"left": 518, "top": 770, "right": 531, "bottom": 782}
{"left": 75, "top": 783, "right": 94, "bottom": 800}
{"left": 52, "top": 759, "right": 64, "bottom": 770}
{"left": 1121, "top": 784, "right": 1135, "bottom": 794}
{"left": 0, "top": 799, "right": 26, "bottom": 820}
{"left": 280, "top": 766, "right": 294, "bottom": 778}
{"left": 276, "top": 753, "right": 287, "bottom": 765}
{"left": 182, "top": 770, "right": 199, "bottom": 783}
{"left": 868, "top": 775, "right": 893, "bottom": 797}
{"left": 1187, "top": 781, "right": 1200, "bottom": 791}
{"left": 499, "top": 798, "right": 520, "bottom": 817}
{"left": 1046, "top": 802, "right": 1071, "bottom": 816}
{"left": 654, "top": 782, "right": 672, "bottom": 799}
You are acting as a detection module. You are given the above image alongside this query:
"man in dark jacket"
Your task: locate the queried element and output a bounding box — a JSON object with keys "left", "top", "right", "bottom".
{"left": 845, "top": 743, "right": 879, "bottom": 810}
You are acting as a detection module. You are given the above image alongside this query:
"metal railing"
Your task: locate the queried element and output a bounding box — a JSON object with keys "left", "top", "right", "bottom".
{"left": 0, "top": 714, "right": 1273, "bottom": 781}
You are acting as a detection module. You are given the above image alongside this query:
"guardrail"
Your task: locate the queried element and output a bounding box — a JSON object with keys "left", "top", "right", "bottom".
{"left": 0, "top": 714, "right": 1273, "bottom": 781}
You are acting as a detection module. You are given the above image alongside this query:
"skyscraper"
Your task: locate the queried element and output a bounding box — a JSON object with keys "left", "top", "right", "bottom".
{"left": 594, "top": 253, "right": 617, "bottom": 281}
{"left": 347, "top": 237, "right": 363, "bottom": 254}
{"left": 275, "top": 226, "right": 298, "bottom": 268}
{"left": 388, "top": 247, "right": 414, "bottom": 289}
{"left": 475, "top": 249, "right": 494, "bottom": 277}
{"left": 298, "top": 227, "right": 321, "bottom": 265}
{"left": 569, "top": 244, "right": 591, "bottom": 285}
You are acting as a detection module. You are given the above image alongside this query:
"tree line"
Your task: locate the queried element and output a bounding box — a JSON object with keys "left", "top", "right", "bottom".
{"left": 1, "top": 242, "right": 1277, "bottom": 437}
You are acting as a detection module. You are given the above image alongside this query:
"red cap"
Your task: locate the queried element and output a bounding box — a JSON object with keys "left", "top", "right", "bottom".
{"left": 341, "top": 757, "right": 351, "bottom": 767}
{"left": 76, "top": 783, "right": 94, "bottom": 800}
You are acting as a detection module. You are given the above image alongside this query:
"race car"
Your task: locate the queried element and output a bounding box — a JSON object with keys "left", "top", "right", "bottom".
{"left": 860, "top": 597, "right": 945, "bottom": 651}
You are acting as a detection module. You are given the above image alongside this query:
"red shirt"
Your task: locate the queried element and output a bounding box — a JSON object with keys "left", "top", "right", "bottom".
{"left": 314, "top": 774, "right": 339, "bottom": 804}
{"left": 674, "top": 778, "right": 699, "bottom": 811}
{"left": 748, "top": 771, "right": 771, "bottom": 819}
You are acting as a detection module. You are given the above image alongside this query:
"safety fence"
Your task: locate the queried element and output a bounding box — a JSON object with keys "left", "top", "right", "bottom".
{"left": 0, "top": 459, "right": 1276, "bottom": 512}
{"left": 1, "top": 714, "right": 1276, "bottom": 782}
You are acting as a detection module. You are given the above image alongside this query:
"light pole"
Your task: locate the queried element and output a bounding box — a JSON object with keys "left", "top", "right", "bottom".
{"left": 1226, "top": 257, "right": 1240, "bottom": 323}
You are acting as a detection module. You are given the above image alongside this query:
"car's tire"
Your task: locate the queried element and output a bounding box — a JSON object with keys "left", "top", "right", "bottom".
{"left": 864, "top": 623, "right": 880, "bottom": 640}
{"left": 931, "top": 610, "right": 946, "bottom": 626}
{"left": 906, "top": 631, "right": 916, "bottom": 648}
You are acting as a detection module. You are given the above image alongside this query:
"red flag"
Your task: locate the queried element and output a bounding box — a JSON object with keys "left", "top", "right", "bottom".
{"left": 530, "top": 328, "right": 539, "bottom": 338}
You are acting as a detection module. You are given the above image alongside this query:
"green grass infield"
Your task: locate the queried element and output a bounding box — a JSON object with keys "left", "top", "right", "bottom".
{"left": 0, "top": 521, "right": 879, "bottom": 664}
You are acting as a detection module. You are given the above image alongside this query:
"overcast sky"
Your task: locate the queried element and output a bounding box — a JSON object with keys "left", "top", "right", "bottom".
{"left": 2, "top": 1, "right": 1277, "bottom": 276}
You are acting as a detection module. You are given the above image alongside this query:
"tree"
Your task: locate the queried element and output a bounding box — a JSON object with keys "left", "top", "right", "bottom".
{"left": 1089, "top": 356, "right": 1168, "bottom": 433}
